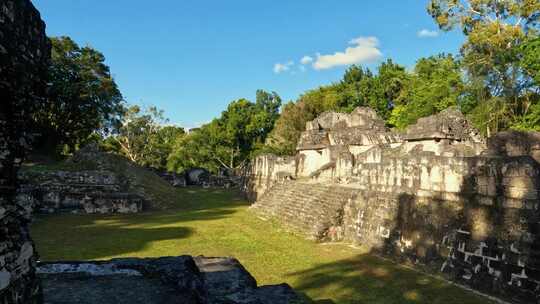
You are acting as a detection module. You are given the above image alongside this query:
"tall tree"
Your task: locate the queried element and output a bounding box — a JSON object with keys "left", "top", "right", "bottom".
{"left": 376, "top": 59, "right": 409, "bottom": 120}
{"left": 115, "top": 105, "right": 184, "bottom": 169}
{"left": 520, "top": 37, "right": 540, "bottom": 86}
{"left": 34, "top": 36, "right": 124, "bottom": 154}
{"left": 428, "top": 0, "right": 540, "bottom": 134}
{"left": 389, "top": 54, "right": 465, "bottom": 129}
{"left": 168, "top": 90, "right": 281, "bottom": 172}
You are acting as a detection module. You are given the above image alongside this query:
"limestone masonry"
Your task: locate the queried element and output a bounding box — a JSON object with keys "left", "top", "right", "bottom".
{"left": 246, "top": 107, "right": 540, "bottom": 303}
{"left": 18, "top": 170, "right": 143, "bottom": 214}
{"left": 37, "top": 256, "right": 299, "bottom": 304}
{"left": 0, "top": 0, "right": 50, "bottom": 302}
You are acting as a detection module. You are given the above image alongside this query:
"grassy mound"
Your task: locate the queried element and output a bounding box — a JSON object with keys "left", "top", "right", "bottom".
{"left": 22, "top": 147, "right": 179, "bottom": 210}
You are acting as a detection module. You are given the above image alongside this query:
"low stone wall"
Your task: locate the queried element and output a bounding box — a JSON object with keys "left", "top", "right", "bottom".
{"left": 18, "top": 170, "right": 143, "bottom": 214}
{"left": 248, "top": 108, "right": 540, "bottom": 303}
{"left": 0, "top": 0, "right": 50, "bottom": 303}
{"left": 37, "top": 255, "right": 300, "bottom": 304}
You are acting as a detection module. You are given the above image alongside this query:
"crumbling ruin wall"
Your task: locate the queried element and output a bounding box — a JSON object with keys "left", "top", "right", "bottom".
{"left": 37, "top": 255, "right": 300, "bottom": 304}
{"left": 248, "top": 108, "right": 540, "bottom": 303}
{"left": 244, "top": 154, "right": 296, "bottom": 201}
{"left": 0, "top": 0, "right": 50, "bottom": 302}
{"left": 18, "top": 170, "right": 143, "bottom": 214}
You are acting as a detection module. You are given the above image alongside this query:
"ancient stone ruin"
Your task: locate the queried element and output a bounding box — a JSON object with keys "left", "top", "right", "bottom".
{"left": 18, "top": 145, "right": 147, "bottom": 214}
{"left": 37, "top": 256, "right": 299, "bottom": 304}
{"left": 247, "top": 107, "right": 540, "bottom": 303}
{"left": 0, "top": 0, "right": 50, "bottom": 302}
{"left": 157, "top": 167, "right": 241, "bottom": 189}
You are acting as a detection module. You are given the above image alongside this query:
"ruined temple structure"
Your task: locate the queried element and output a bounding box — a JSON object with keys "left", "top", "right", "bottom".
{"left": 247, "top": 107, "right": 540, "bottom": 303}
{"left": 0, "top": 0, "right": 50, "bottom": 302}
{"left": 18, "top": 169, "right": 144, "bottom": 214}
{"left": 18, "top": 144, "right": 146, "bottom": 215}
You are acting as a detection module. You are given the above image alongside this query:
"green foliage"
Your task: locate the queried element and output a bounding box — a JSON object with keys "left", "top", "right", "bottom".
{"left": 428, "top": 0, "right": 540, "bottom": 133}
{"left": 34, "top": 36, "right": 124, "bottom": 155}
{"left": 520, "top": 37, "right": 540, "bottom": 86}
{"left": 167, "top": 127, "right": 215, "bottom": 173}
{"left": 510, "top": 100, "right": 540, "bottom": 131}
{"left": 115, "top": 105, "right": 185, "bottom": 170}
{"left": 376, "top": 59, "right": 409, "bottom": 120}
{"left": 167, "top": 90, "right": 281, "bottom": 172}
{"left": 389, "top": 54, "right": 464, "bottom": 129}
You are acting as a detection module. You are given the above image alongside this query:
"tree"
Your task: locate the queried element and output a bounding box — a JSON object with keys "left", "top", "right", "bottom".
{"left": 147, "top": 125, "right": 186, "bottom": 169}
{"left": 167, "top": 90, "right": 281, "bottom": 172}
{"left": 34, "top": 36, "right": 124, "bottom": 155}
{"left": 265, "top": 88, "right": 337, "bottom": 155}
{"left": 167, "top": 128, "right": 215, "bottom": 173}
{"left": 115, "top": 105, "right": 184, "bottom": 169}
{"left": 376, "top": 59, "right": 409, "bottom": 120}
{"left": 520, "top": 37, "right": 540, "bottom": 86}
{"left": 428, "top": 0, "right": 540, "bottom": 134}
{"left": 252, "top": 90, "right": 282, "bottom": 140}
{"left": 389, "top": 54, "right": 465, "bottom": 129}
{"left": 265, "top": 101, "right": 315, "bottom": 155}
{"left": 511, "top": 37, "right": 540, "bottom": 131}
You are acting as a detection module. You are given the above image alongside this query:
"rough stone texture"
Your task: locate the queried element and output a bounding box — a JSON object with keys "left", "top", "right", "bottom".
{"left": 247, "top": 107, "right": 540, "bottom": 303}
{"left": 487, "top": 131, "right": 540, "bottom": 163}
{"left": 405, "top": 108, "right": 485, "bottom": 143}
{"left": 244, "top": 154, "right": 296, "bottom": 201}
{"left": 40, "top": 273, "right": 188, "bottom": 304}
{"left": 185, "top": 168, "right": 211, "bottom": 186}
{"left": 0, "top": 0, "right": 50, "bottom": 303}
{"left": 157, "top": 171, "right": 188, "bottom": 187}
{"left": 18, "top": 170, "right": 143, "bottom": 214}
{"left": 250, "top": 182, "right": 350, "bottom": 241}
{"left": 38, "top": 256, "right": 301, "bottom": 304}
{"left": 157, "top": 168, "right": 242, "bottom": 189}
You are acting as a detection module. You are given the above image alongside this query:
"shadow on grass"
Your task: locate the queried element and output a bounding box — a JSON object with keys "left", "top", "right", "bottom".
{"left": 288, "top": 254, "right": 487, "bottom": 304}
{"left": 32, "top": 214, "right": 195, "bottom": 261}
{"left": 31, "top": 187, "right": 250, "bottom": 261}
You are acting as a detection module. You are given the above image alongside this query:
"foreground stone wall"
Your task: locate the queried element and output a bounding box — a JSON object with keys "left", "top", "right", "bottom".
{"left": 37, "top": 255, "right": 300, "bottom": 304}
{"left": 248, "top": 108, "right": 540, "bottom": 303}
{"left": 0, "top": 0, "right": 50, "bottom": 302}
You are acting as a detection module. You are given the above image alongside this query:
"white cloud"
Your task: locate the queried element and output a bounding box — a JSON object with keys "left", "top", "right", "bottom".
{"left": 417, "top": 29, "right": 439, "bottom": 38}
{"left": 313, "top": 36, "right": 382, "bottom": 70}
{"left": 273, "top": 60, "right": 294, "bottom": 74}
{"left": 300, "top": 56, "right": 313, "bottom": 65}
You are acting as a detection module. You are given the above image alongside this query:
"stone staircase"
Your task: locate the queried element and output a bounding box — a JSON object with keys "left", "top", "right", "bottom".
{"left": 250, "top": 181, "right": 354, "bottom": 241}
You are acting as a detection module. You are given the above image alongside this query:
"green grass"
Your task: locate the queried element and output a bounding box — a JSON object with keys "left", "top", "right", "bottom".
{"left": 31, "top": 187, "right": 493, "bottom": 304}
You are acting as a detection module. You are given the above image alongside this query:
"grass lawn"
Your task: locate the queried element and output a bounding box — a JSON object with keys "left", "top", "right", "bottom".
{"left": 31, "top": 187, "right": 492, "bottom": 304}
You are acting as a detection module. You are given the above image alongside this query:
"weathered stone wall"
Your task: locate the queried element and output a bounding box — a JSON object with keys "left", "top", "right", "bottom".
{"left": 0, "top": 0, "right": 50, "bottom": 302}
{"left": 37, "top": 255, "right": 300, "bottom": 304}
{"left": 244, "top": 154, "right": 296, "bottom": 201}
{"left": 248, "top": 108, "right": 540, "bottom": 303}
{"left": 18, "top": 170, "right": 143, "bottom": 214}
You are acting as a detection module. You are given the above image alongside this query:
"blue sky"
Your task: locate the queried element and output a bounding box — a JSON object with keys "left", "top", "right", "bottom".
{"left": 33, "top": 0, "right": 464, "bottom": 128}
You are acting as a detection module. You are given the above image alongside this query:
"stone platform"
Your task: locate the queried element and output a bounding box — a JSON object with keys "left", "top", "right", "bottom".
{"left": 38, "top": 256, "right": 301, "bottom": 304}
